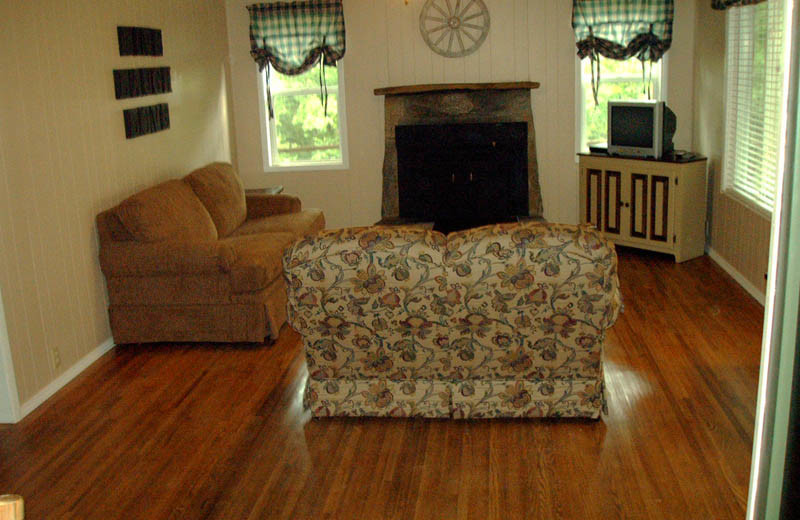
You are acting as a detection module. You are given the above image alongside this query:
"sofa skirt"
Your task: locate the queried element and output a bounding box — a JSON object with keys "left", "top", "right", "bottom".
{"left": 108, "top": 276, "right": 289, "bottom": 344}
{"left": 303, "top": 377, "right": 606, "bottom": 419}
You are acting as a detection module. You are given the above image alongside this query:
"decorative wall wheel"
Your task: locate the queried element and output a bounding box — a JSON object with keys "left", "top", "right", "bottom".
{"left": 419, "top": 0, "right": 490, "bottom": 58}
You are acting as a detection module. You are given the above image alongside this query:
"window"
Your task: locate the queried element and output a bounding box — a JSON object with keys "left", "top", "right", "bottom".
{"left": 578, "top": 57, "right": 664, "bottom": 152}
{"left": 260, "top": 64, "right": 347, "bottom": 170}
{"left": 723, "top": 0, "right": 787, "bottom": 215}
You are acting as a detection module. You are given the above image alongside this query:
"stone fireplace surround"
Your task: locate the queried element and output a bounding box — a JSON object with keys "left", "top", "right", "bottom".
{"left": 375, "top": 83, "right": 543, "bottom": 225}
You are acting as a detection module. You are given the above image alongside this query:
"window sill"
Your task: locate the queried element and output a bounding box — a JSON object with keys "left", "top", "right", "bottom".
{"left": 264, "top": 161, "right": 349, "bottom": 173}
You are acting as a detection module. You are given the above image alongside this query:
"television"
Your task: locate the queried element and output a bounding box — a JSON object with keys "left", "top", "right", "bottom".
{"left": 607, "top": 100, "right": 676, "bottom": 159}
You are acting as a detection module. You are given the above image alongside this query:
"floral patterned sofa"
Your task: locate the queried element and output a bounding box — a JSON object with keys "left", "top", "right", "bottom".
{"left": 283, "top": 222, "right": 621, "bottom": 419}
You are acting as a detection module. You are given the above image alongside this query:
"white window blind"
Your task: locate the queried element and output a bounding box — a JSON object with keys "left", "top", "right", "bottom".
{"left": 723, "top": 0, "right": 787, "bottom": 215}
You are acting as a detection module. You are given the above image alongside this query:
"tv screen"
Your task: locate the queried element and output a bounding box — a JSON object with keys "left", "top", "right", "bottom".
{"left": 610, "top": 106, "right": 654, "bottom": 148}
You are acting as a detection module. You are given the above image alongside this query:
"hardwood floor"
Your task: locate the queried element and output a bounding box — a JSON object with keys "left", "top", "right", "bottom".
{"left": 0, "top": 248, "right": 764, "bottom": 519}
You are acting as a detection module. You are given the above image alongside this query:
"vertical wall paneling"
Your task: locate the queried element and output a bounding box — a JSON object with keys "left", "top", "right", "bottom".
{"left": 488, "top": 2, "right": 514, "bottom": 81}
{"left": 411, "top": 1, "right": 432, "bottom": 85}
{"left": 401, "top": 1, "right": 416, "bottom": 84}
{"left": 0, "top": 0, "right": 231, "bottom": 406}
{"left": 513, "top": 0, "right": 529, "bottom": 81}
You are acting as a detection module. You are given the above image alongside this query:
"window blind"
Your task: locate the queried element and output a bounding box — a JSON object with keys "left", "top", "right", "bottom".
{"left": 723, "top": 0, "right": 786, "bottom": 214}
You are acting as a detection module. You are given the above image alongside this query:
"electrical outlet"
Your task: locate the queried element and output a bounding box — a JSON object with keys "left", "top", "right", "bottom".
{"left": 51, "top": 348, "right": 62, "bottom": 369}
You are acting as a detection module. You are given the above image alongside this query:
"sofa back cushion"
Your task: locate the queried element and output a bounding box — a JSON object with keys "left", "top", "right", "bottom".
{"left": 444, "top": 222, "right": 621, "bottom": 380}
{"left": 184, "top": 162, "right": 247, "bottom": 238}
{"left": 283, "top": 226, "right": 450, "bottom": 380}
{"left": 284, "top": 222, "right": 622, "bottom": 385}
{"left": 114, "top": 179, "right": 218, "bottom": 242}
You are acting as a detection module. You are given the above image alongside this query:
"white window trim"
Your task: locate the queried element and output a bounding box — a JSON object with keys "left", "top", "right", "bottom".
{"left": 257, "top": 61, "right": 349, "bottom": 173}
{"left": 574, "top": 53, "right": 669, "bottom": 158}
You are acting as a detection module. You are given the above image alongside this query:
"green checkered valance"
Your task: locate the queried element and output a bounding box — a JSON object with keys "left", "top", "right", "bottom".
{"left": 247, "top": 0, "right": 345, "bottom": 118}
{"left": 247, "top": 0, "right": 345, "bottom": 75}
{"left": 572, "top": 0, "right": 674, "bottom": 62}
{"left": 712, "top": 0, "right": 765, "bottom": 9}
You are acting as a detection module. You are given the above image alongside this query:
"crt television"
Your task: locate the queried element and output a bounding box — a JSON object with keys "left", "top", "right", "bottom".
{"left": 607, "top": 100, "right": 676, "bottom": 159}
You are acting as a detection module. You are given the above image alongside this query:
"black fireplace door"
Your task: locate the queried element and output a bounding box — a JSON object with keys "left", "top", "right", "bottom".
{"left": 396, "top": 122, "right": 528, "bottom": 230}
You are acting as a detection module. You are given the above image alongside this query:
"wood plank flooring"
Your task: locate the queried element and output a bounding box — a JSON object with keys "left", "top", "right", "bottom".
{"left": 0, "top": 248, "right": 764, "bottom": 519}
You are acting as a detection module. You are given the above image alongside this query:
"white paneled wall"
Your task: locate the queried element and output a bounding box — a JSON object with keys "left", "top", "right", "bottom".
{"left": 226, "top": 0, "right": 695, "bottom": 229}
{"left": 0, "top": 0, "right": 231, "bottom": 405}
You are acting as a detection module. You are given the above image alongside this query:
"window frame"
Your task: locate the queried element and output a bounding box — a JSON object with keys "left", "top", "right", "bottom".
{"left": 574, "top": 53, "right": 669, "bottom": 156}
{"left": 721, "top": 0, "right": 788, "bottom": 218}
{"left": 257, "top": 61, "right": 349, "bottom": 173}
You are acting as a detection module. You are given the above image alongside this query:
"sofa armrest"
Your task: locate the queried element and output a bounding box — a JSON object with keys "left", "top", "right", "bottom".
{"left": 99, "top": 240, "right": 235, "bottom": 277}
{"left": 245, "top": 194, "right": 301, "bottom": 220}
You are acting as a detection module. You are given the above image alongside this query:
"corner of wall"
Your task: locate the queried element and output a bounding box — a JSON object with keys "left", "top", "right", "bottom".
{"left": 0, "top": 286, "right": 21, "bottom": 424}
{"left": 18, "top": 337, "right": 114, "bottom": 420}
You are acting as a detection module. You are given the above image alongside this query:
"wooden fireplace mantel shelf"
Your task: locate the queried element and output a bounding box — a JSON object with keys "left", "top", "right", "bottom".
{"left": 374, "top": 82, "right": 540, "bottom": 96}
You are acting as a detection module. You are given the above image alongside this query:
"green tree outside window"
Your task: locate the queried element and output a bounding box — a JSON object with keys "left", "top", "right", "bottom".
{"left": 267, "top": 65, "right": 343, "bottom": 165}
{"left": 580, "top": 58, "right": 663, "bottom": 149}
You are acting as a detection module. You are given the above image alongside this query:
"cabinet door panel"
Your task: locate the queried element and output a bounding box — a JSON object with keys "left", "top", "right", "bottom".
{"left": 585, "top": 169, "right": 603, "bottom": 229}
{"left": 650, "top": 175, "right": 670, "bottom": 242}
{"left": 630, "top": 174, "right": 648, "bottom": 239}
{"left": 604, "top": 170, "right": 622, "bottom": 235}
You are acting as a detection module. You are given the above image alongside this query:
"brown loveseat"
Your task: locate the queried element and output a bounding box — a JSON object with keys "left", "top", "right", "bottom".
{"left": 97, "top": 162, "right": 324, "bottom": 344}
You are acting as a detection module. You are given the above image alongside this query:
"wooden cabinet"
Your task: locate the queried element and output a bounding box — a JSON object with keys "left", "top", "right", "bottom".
{"left": 578, "top": 154, "right": 708, "bottom": 263}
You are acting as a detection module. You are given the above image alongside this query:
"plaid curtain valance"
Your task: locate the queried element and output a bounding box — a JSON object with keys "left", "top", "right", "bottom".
{"left": 712, "top": 0, "right": 766, "bottom": 9}
{"left": 247, "top": 0, "right": 345, "bottom": 75}
{"left": 572, "top": 0, "right": 674, "bottom": 62}
{"left": 247, "top": 0, "right": 345, "bottom": 118}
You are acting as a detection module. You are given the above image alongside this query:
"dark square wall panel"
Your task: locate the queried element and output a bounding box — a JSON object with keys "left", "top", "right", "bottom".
{"left": 117, "top": 26, "right": 163, "bottom": 56}
{"left": 123, "top": 103, "right": 170, "bottom": 139}
{"left": 113, "top": 67, "right": 171, "bottom": 99}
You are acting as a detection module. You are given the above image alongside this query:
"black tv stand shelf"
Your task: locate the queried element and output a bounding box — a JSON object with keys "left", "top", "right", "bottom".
{"left": 578, "top": 151, "right": 706, "bottom": 164}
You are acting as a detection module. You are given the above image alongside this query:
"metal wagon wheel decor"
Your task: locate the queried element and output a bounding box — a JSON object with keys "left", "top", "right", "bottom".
{"left": 419, "top": 0, "right": 490, "bottom": 58}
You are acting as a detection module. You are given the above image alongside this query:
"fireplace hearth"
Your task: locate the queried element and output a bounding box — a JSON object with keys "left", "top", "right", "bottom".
{"left": 396, "top": 122, "right": 528, "bottom": 233}
{"left": 375, "top": 82, "right": 542, "bottom": 232}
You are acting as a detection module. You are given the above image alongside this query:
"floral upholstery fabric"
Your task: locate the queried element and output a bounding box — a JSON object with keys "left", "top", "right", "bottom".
{"left": 284, "top": 222, "right": 621, "bottom": 419}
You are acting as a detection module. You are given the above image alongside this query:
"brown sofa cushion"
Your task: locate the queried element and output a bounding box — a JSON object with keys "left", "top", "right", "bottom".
{"left": 99, "top": 240, "right": 235, "bottom": 277}
{"left": 221, "top": 232, "right": 295, "bottom": 293}
{"left": 114, "top": 180, "right": 218, "bottom": 242}
{"left": 232, "top": 209, "right": 325, "bottom": 240}
{"left": 184, "top": 162, "right": 247, "bottom": 238}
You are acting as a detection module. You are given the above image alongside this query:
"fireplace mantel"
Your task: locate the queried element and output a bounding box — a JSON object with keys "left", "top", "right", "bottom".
{"left": 374, "top": 82, "right": 540, "bottom": 96}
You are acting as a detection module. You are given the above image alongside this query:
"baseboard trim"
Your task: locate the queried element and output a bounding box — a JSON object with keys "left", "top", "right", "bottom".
{"left": 19, "top": 337, "right": 115, "bottom": 420}
{"left": 708, "top": 247, "right": 766, "bottom": 305}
